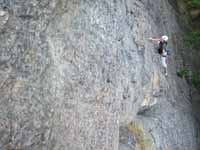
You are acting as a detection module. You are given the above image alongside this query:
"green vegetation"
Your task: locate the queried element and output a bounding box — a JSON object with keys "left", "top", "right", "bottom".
{"left": 192, "top": 73, "right": 200, "bottom": 90}
{"left": 183, "top": 0, "right": 200, "bottom": 91}
{"left": 184, "top": 0, "right": 200, "bottom": 7}
{"left": 196, "top": 131, "right": 200, "bottom": 141}
{"left": 191, "top": 0, "right": 200, "bottom": 7}
{"left": 186, "top": 31, "right": 200, "bottom": 49}
{"left": 177, "top": 67, "right": 200, "bottom": 90}
{"left": 177, "top": 67, "right": 191, "bottom": 78}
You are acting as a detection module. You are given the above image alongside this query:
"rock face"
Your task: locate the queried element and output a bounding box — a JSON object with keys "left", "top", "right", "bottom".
{"left": 0, "top": 0, "right": 198, "bottom": 150}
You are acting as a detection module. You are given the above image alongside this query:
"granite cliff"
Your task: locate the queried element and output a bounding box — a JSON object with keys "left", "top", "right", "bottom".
{"left": 0, "top": 0, "right": 198, "bottom": 150}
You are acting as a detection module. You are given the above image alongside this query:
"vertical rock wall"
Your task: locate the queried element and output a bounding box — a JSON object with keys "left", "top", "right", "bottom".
{"left": 0, "top": 0, "right": 198, "bottom": 150}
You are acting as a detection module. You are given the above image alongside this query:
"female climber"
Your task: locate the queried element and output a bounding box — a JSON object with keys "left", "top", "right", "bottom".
{"left": 149, "top": 35, "right": 169, "bottom": 76}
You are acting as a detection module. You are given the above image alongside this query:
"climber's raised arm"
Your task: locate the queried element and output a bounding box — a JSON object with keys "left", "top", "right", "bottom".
{"left": 149, "top": 37, "right": 161, "bottom": 44}
{"left": 149, "top": 35, "right": 168, "bottom": 44}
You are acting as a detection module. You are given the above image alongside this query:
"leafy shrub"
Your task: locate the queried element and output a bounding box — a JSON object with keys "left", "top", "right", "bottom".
{"left": 192, "top": 73, "right": 200, "bottom": 90}
{"left": 186, "top": 32, "right": 200, "bottom": 49}
{"left": 191, "top": 0, "right": 200, "bottom": 6}
{"left": 177, "top": 67, "right": 200, "bottom": 90}
{"left": 177, "top": 67, "right": 191, "bottom": 78}
{"left": 186, "top": 0, "right": 200, "bottom": 7}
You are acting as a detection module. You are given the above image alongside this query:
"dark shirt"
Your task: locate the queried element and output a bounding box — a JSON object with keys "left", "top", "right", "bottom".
{"left": 159, "top": 41, "right": 167, "bottom": 50}
{"left": 158, "top": 41, "right": 167, "bottom": 55}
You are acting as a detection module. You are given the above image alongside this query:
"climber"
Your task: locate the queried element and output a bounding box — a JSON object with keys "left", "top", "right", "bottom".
{"left": 149, "top": 35, "right": 169, "bottom": 76}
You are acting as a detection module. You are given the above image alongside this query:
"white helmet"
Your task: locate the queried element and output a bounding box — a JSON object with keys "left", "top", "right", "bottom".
{"left": 161, "top": 35, "right": 168, "bottom": 41}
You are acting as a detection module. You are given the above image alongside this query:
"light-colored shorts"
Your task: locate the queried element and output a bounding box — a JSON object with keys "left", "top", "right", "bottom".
{"left": 161, "top": 56, "right": 167, "bottom": 68}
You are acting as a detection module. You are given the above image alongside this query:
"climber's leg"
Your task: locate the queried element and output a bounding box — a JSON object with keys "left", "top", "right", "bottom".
{"left": 161, "top": 56, "right": 167, "bottom": 76}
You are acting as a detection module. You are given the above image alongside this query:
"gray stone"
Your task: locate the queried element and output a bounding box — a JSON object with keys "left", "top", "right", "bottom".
{"left": 0, "top": 0, "right": 198, "bottom": 150}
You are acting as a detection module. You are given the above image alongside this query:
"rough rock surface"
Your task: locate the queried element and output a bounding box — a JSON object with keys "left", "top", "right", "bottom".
{"left": 0, "top": 0, "right": 198, "bottom": 150}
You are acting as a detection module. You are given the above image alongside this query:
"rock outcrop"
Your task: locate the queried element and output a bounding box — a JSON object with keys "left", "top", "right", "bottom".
{"left": 0, "top": 0, "right": 198, "bottom": 150}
